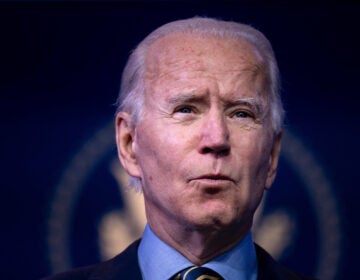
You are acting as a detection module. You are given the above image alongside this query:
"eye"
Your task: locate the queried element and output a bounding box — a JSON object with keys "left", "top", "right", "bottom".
{"left": 233, "top": 110, "right": 251, "bottom": 118}
{"left": 172, "top": 105, "right": 199, "bottom": 121}
{"left": 176, "top": 106, "right": 194, "bottom": 114}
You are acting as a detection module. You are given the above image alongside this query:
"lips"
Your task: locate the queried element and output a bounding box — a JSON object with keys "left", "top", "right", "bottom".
{"left": 190, "top": 174, "right": 235, "bottom": 183}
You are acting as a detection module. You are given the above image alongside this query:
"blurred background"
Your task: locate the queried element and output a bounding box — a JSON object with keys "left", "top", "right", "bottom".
{"left": 1, "top": 1, "right": 359, "bottom": 279}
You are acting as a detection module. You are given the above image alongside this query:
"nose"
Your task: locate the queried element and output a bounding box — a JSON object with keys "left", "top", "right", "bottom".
{"left": 198, "top": 110, "right": 230, "bottom": 157}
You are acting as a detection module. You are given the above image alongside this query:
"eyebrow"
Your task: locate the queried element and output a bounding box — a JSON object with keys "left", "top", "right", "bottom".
{"left": 167, "top": 93, "right": 206, "bottom": 106}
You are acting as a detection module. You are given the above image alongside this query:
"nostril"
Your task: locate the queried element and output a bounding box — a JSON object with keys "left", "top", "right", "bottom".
{"left": 217, "top": 147, "right": 230, "bottom": 157}
{"left": 201, "top": 146, "right": 230, "bottom": 156}
{"left": 202, "top": 147, "right": 213, "bottom": 154}
{"left": 218, "top": 148, "right": 230, "bottom": 157}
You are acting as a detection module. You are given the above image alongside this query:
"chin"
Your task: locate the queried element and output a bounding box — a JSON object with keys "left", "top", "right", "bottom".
{"left": 187, "top": 212, "right": 238, "bottom": 231}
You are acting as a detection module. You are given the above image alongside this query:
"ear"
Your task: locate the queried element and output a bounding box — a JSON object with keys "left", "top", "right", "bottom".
{"left": 264, "top": 131, "right": 282, "bottom": 189}
{"left": 115, "top": 112, "right": 141, "bottom": 178}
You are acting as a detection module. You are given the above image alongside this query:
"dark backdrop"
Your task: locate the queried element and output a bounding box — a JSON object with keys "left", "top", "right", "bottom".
{"left": 1, "top": 2, "right": 359, "bottom": 279}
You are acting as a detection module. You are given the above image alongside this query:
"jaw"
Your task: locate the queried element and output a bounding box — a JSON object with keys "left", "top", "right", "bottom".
{"left": 147, "top": 204, "right": 252, "bottom": 265}
{"left": 144, "top": 189, "right": 255, "bottom": 264}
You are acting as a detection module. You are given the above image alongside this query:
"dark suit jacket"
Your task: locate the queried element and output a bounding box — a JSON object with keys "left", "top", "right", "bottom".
{"left": 42, "top": 240, "right": 315, "bottom": 280}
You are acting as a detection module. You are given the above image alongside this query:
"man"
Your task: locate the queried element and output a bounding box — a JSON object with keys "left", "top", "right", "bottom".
{"left": 44, "top": 17, "right": 314, "bottom": 280}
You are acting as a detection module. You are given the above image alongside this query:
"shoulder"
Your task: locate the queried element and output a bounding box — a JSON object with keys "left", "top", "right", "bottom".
{"left": 41, "top": 240, "right": 141, "bottom": 280}
{"left": 255, "top": 244, "right": 317, "bottom": 280}
{"left": 40, "top": 265, "right": 94, "bottom": 280}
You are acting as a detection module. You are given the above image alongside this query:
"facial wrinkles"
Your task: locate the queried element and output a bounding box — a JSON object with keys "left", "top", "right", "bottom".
{"left": 224, "top": 63, "right": 271, "bottom": 131}
{"left": 202, "top": 36, "right": 271, "bottom": 124}
{"left": 206, "top": 69, "right": 268, "bottom": 133}
{"left": 143, "top": 33, "right": 272, "bottom": 142}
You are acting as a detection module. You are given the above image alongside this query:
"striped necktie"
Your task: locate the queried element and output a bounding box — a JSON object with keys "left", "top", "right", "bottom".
{"left": 173, "top": 266, "right": 224, "bottom": 280}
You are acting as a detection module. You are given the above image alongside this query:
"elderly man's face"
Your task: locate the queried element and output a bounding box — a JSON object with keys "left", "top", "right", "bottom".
{"left": 119, "top": 34, "right": 281, "bottom": 234}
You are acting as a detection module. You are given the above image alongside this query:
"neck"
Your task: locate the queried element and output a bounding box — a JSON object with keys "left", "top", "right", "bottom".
{"left": 148, "top": 219, "right": 250, "bottom": 265}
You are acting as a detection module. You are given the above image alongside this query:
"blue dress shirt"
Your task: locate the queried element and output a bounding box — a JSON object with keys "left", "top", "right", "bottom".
{"left": 138, "top": 225, "right": 258, "bottom": 280}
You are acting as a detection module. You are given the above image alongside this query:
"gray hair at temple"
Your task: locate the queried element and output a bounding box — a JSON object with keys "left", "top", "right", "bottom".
{"left": 116, "top": 16, "right": 284, "bottom": 134}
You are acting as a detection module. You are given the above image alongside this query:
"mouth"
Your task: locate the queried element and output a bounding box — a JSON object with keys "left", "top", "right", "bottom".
{"left": 189, "top": 174, "right": 234, "bottom": 195}
{"left": 189, "top": 174, "right": 235, "bottom": 185}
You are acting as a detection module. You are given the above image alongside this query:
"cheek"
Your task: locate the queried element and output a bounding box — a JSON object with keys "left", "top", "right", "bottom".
{"left": 233, "top": 131, "right": 267, "bottom": 159}
{"left": 135, "top": 126, "right": 182, "bottom": 179}
{"left": 233, "top": 130, "right": 272, "bottom": 181}
{"left": 151, "top": 123, "right": 198, "bottom": 159}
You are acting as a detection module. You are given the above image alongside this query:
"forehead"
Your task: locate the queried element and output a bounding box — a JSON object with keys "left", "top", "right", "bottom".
{"left": 145, "top": 33, "right": 263, "bottom": 82}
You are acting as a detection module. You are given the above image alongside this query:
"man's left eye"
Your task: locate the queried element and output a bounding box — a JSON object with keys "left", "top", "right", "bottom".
{"left": 234, "top": 111, "right": 251, "bottom": 118}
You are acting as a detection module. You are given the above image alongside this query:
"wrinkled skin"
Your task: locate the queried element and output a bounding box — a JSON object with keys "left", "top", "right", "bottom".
{"left": 116, "top": 33, "right": 282, "bottom": 264}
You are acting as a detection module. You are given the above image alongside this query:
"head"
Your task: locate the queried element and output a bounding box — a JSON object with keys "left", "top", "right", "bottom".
{"left": 117, "top": 17, "right": 283, "bottom": 132}
{"left": 115, "top": 17, "right": 283, "bottom": 237}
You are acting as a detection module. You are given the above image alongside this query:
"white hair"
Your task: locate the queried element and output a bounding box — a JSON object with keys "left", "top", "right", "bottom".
{"left": 116, "top": 17, "right": 284, "bottom": 190}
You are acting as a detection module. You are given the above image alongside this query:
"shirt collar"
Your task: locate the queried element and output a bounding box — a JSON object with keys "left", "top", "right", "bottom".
{"left": 138, "top": 224, "right": 258, "bottom": 280}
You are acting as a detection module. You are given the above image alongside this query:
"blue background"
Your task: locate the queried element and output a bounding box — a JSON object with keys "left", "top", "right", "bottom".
{"left": 1, "top": 2, "right": 359, "bottom": 279}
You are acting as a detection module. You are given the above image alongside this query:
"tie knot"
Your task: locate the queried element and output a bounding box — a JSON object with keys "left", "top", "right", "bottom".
{"left": 173, "top": 266, "right": 224, "bottom": 280}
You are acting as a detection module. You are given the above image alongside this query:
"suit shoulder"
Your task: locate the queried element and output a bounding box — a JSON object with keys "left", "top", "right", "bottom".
{"left": 41, "top": 240, "right": 141, "bottom": 280}
{"left": 255, "top": 244, "right": 317, "bottom": 280}
{"left": 40, "top": 265, "right": 95, "bottom": 280}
